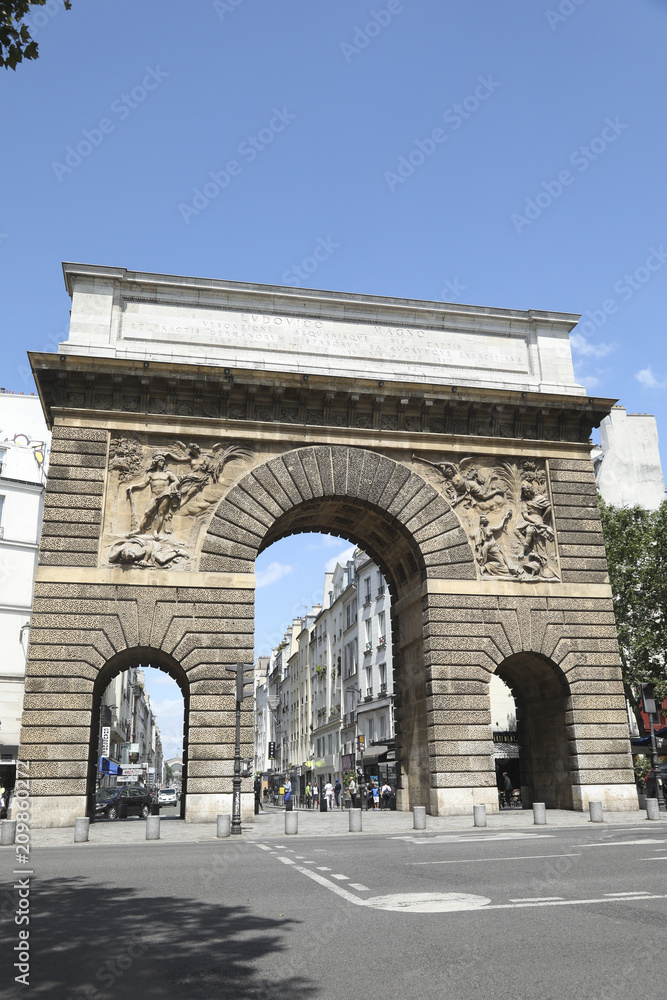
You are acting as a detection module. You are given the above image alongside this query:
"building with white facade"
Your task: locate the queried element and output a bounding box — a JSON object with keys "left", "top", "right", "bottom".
{"left": 0, "top": 391, "right": 49, "bottom": 796}
{"left": 97, "top": 667, "right": 164, "bottom": 791}
{"left": 592, "top": 405, "right": 665, "bottom": 510}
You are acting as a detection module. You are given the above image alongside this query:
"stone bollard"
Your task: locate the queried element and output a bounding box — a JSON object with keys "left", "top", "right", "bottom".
{"left": 413, "top": 806, "right": 426, "bottom": 830}
{"left": 533, "top": 803, "right": 546, "bottom": 826}
{"left": 74, "top": 818, "right": 90, "bottom": 843}
{"left": 589, "top": 801, "right": 603, "bottom": 823}
{"left": 146, "top": 816, "right": 161, "bottom": 840}
{"left": 217, "top": 814, "right": 231, "bottom": 838}
{"left": 1, "top": 820, "right": 17, "bottom": 846}
{"left": 646, "top": 798, "right": 660, "bottom": 821}
{"left": 473, "top": 804, "right": 487, "bottom": 828}
{"left": 285, "top": 811, "right": 298, "bottom": 835}
{"left": 349, "top": 808, "right": 362, "bottom": 832}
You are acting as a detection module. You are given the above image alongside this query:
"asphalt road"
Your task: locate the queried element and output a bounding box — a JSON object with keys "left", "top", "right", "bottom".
{"left": 2, "top": 822, "right": 666, "bottom": 1000}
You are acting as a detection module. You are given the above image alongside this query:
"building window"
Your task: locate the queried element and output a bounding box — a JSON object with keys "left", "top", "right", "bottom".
{"left": 365, "top": 619, "right": 372, "bottom": 648}
{"left": 0, "top": 451, "right": 5, "bottom": 476}
{"left": 379, "top": 663, "right": 387, "bottom": 692}
{"left": 363, "top": 576, "right": 371, "bottom": 605}
{"left": 345, "top": 601, "right": 356, "bottom": 629}
{"left": 377, "top": 612, "right": 385, "bottom": 646}
{"left": 328, "top": 734, "right": 333, "bottom": 755}
{"left": 365, "top": 666, "right": 372, "bottom": 698}
{"left": 377, "top": 571, "right": 384, "bottom": 596}
{"left": 379, "top": 714, "right": 386, "bottom": 740}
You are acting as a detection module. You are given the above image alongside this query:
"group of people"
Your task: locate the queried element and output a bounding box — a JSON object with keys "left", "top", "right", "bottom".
{"left": 304, "top": 778, "right": 342, "bottom": 809}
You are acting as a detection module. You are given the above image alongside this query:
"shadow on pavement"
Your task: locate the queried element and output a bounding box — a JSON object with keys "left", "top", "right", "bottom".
{"left": 26, "top": 876, "right": 316, "bottom": 1000}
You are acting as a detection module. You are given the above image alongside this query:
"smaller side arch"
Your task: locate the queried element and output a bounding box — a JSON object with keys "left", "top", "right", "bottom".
{"left": 493, "top": 652, "right": 573, "bottom": 809}
{"left": 86, "top": 647, "right": 190, "bottom": 821}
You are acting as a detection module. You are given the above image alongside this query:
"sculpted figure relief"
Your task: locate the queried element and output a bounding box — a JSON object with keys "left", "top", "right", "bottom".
{"left": 104, "top": 437, "right": 252, "bottom": 570}
{"left": 413, "top": 453, "right": 559, "bottom": 581}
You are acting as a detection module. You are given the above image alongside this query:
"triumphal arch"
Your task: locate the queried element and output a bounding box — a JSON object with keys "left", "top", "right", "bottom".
{"left": 20, "top": 262, "right": 638, "bottom": 826}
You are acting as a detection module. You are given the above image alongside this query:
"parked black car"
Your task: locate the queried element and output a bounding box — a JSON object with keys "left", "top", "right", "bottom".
{"left": 95, "top": 785, "right": 151, "bottom": 819}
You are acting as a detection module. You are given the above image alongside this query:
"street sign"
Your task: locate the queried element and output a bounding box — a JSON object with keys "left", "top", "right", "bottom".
{"left": 122, "top": 766, "right": 145, "bottom": 777}
{"left": 101, "top": 727, "right": 110, "bottom": 757}
{"left": 268, "top": 741, "right": 276, "bottom": 760}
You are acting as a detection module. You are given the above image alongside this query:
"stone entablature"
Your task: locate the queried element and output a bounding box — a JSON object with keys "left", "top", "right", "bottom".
{"left": 60, "top": 263, "right": 584, "bottom": 395}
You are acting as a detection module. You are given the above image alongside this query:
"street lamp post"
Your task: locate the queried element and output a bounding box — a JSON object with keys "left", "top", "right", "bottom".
{"left": 642, "top": 683, "right": 666, "bottom": 812}
{"left": 226, "top": 662, "right": 254, "bottom": 835}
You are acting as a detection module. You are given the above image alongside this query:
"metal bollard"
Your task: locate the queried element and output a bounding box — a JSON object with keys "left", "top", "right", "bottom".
{"left": 1, "top": 820, "right": 17, "bottom": 846}
{"left": 646, "top": 798, "right": 660, "bottom": 821}
{"left": 473, "top": 804, "right": 487, "bottom": 828}
{"left": 349, "top": 808, "right": 362, "bottom": 832}
{"left": 74, "top": 817, "right": 90, "bottom": 843}
{"left": 533, "top": 803, "right": 546, "bottom": 826}
{"left": 589, "top": 801, "right": 603, "bottom": 823}
{"left": 285, "top": 811, "right": 298, "bottom": 835}
{"left": 217, "top": 814, "right": 231, "bottom": 838}
{"left": 146, "top": 816, "right": 160, "bottom": 840}
{"left": 413, "top": 806, "right": 426, "bottom": 830}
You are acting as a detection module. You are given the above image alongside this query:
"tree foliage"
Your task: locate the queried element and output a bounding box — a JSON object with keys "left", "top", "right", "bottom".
{"left": 599, "top": 496, "right": 667, "bottom": 732}
{"left": 0, "top": 0, "right": 71, "bottom": 70}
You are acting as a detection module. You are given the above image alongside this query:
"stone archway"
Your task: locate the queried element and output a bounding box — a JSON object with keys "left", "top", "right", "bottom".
{"left": 201, "top": 444, "right": 476, "bottom": 810}
{"left": 18, "top": 264, "right": 639, "bottom": 826}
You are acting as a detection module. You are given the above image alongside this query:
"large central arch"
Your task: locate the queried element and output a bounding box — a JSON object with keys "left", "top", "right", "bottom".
{"left": 17, "top": 264, "right": 638, "bottom": 826}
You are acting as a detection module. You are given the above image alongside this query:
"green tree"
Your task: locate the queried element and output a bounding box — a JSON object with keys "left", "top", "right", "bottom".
{"left": 1, "top": 1, "right": 71, "bottom": 70}
{"left": 598, "top": 496, "right": 667, "bottom": 733}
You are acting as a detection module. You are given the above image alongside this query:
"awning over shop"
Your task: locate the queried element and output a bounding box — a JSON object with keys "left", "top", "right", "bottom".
{"left": 98, "top": 757, "right": 123, "bottom": 775}
{"left": 361, "top": 745, "right": 389, "bottom": 766}
{"left": 631, "top": 726, "right": 667, "bottom": 750}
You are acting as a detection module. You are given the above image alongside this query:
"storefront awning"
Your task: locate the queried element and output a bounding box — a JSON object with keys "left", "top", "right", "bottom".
{"left": 98, "top": 757, "right": 123, "bottom": 775}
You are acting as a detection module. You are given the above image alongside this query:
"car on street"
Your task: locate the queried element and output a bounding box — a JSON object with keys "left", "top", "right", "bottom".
{"left": 645, "top": 760, "right": 667, "bottom": 798}
{"left": 158, "top": 787, "right": 178, "bottom": 806}
{"left": 95, "top": 784, "right": 151, "bottom": 819}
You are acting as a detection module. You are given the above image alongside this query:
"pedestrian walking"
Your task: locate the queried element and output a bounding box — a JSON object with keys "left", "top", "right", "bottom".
{"left": 334, "top": 778, "right": 342, "bottom": 808}
{"left": 381, "top": 782, "right": 391, "bottom": 810}
{"left": 312, "top": 781, "right": 319, "bottom": 807}
{"left": 305, "top": 782, "right": 311, "bottom": 808}
{"left": 324, "top": 780, "right": 334, "bottom": 811}
{"left": 348, "top": 776, "right": 357, "bottom": 808}
{"left": 366, "top": 783, "right": 374, "bottom": 811}
{"left": 253, "top": 775, "right": 263, "bottom": 813}
{"left": 502, "top": 771, "right": 513, "bottom": 807}
{"left": 372, "top": 782, "right": 380, "bottom": 810}
{"left": 284, "top": 777, "right": 292, "bottom": 810}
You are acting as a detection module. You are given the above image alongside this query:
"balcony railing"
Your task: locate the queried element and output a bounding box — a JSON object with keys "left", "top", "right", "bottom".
{"left": 380, "top": 682, "right": 387, "bottom": 693}
{"left": 377, "top": 636, "right": 386, "bottom": 647}
{"left": 364, "top": 689, "right": 373, "bottom": 701}
{"left": 364, "top": 642, "right": 372, "bottom": 653}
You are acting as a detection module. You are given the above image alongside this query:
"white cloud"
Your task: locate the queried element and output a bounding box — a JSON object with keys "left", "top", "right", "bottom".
{"left": 325, "top": 545, "right": 356, "bottom": 573}
{"left": 635, "top": 365, "right": 667, "bottom": 390}
{"left": 578, "top": 373, "right": 600, "bottom": 390}
{"left": 256, "top": 561, "right": 294, "bottom": 588}
{"left": 570, "top": 332, "right": 614, "bottom": 358}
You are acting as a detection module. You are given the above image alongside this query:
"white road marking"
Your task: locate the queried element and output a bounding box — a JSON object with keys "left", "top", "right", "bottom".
{"left": 348, "top": 884, "right": 370, "bottom": 891}
{"left": 331, "top": 874, "right": 349, "bottom": 880}
{"left": 256, "top": 845, "right": 272, "bottom": 852}
{"left": 605, "top": 891, "right": 650, "bottom": 897}
{"left": 509, "top": 896, "right": 564, "bottom": 902}
{"left": 316, "top": 866, "right": 331, "bottom": 871}
{"left": 394, "top": 833, "right": 554, "bottom": 844}
{"left": 643, "top": 856, "right": 667, "bottom": 860}
{"left": 278, "top": 857, "right": 294, "bottom": 865}
{"left": 577, "top": 839, "right": 667, "bottom": 848}
{"left": 409, "top": 853, "right": 579, "bottom": 866}
{"left": 485, "top": 894, "right": 667, "bottom": 910}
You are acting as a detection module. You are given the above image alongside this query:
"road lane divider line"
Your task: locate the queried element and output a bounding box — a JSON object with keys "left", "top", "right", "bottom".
{"left": 509, "top": 896, "right": 564, "bottom": 902}
{"left": 605, "top": 891, "right": 650, "bottom": 896}
{"left": 348, "top": 884, "right": 370, "bottom": 891}
{"left": 331, "top": 874, "right": 349, "bottom": 880}
{"left": 316, "top": 866, "right": 331, "bottom": 870}
{"left": 409, "top": 853, "right": 579, "bottom": 865}
{"left": 485, "top": 893, "right": 667, "bottom": 910}
{"left": 577, "top": 839, "right": 667, "bottom": 848}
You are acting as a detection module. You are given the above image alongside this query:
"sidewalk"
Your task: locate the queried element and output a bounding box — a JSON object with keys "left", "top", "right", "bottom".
{"left": 2, "top": 804, "right": 664, "bottom": 850}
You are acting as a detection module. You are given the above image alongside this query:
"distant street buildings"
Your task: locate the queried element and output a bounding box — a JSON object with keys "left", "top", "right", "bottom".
{"left": 592, "top": 405, "right": 665, "bottom": 510}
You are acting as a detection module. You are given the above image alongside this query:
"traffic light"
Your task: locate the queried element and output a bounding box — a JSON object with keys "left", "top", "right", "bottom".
{"left": 225, "top": 661, "right": 255, "bottom": 701}
{"left": 357, "top": 734, "right": 365, "bottom": 753}
{"left": 641, "top": 683, "right": 657, "bottom": 716}
{"left": 268, "top": 741, "right": 276, "bottom": 760}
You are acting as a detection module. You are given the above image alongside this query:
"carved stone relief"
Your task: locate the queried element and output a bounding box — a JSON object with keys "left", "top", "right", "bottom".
{"left": 413, "top": 454, "right": 559, "bottom": 581}
{"left": 102, "top": 436, "right": 253, "bottom": 570}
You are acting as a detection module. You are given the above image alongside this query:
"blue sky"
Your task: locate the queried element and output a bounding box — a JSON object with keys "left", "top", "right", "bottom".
{"left": 2, "top": 0, "right": 667, "bottom": 707}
